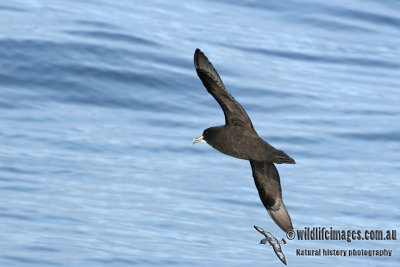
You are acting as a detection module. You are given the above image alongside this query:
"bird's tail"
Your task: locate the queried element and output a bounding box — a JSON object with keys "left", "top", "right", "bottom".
{"left": 268, "top": 198, "right": 293, "bottom": 233}
{"left": 273, "top": 150, "right": 295, "bottom": 164}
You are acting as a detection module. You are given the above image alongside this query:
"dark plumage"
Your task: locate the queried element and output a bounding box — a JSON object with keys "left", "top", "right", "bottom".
{"left": 193, "top": 48, "right": 295, "bottom": 233}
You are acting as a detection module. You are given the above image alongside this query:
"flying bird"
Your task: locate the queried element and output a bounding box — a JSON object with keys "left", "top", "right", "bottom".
{"left": 254, "top": 225, "right": 288, "bottom": 265}
{"left": 192, "top": 48, "right": 295, "bottom": 233}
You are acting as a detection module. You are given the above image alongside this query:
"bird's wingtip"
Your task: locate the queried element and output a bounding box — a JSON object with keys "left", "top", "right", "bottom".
{"left": 194, "top": 48, "right": 200, "bottom": 66}
{"left": 194, "top": 48, "right": 202, "bottom": 58}
{"left": 194, "top": 48, "right": 208, "bottom": 69}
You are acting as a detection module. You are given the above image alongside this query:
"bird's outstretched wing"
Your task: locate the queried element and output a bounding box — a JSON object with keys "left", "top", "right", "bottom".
{"left": 250, "top": 161, "right": 293, "bottom": 233}
{"left": 254, "top": 225, "right": 268, "bottom": 237}
{"left": 271, "top": 242, "right": 288, "bottom": 265}
{"left": 194, "top": 49, "right": 254, "bottom": 130}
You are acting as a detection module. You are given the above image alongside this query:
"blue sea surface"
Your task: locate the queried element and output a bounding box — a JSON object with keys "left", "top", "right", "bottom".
{"left": 0, "top": 0, "right": 399, "bottom": 266}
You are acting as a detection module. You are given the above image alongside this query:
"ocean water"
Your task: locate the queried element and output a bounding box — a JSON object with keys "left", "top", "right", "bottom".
{"left": 0, "top": 0, "right": 399, "bottom": 266}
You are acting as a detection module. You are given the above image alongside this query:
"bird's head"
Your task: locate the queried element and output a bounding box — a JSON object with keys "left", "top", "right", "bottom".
{"left": 192, "top": 126, "right": 220, "bottom": 145}
{"left": 259, "top": 238, "right": 268, "bottom": 245}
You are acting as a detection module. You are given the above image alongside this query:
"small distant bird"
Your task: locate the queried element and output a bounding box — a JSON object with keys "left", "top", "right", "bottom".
{"left": 193, "top": 49, "right": 295, "bottom": 233}
{"left": 254, "top": 225, "right": 287, "bottom": 265}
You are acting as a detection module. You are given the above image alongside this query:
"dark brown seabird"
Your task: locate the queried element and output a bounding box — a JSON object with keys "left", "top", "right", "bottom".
{"left": 192, "top": 48, "right": 295, "bottom": 233}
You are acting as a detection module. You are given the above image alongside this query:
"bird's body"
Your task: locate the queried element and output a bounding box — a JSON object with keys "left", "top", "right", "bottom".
{"left": 204, "top": 125, "right": 294, "bottom": 163}
{"left": 192, "top": 48, "right": 295, "bottom": 233}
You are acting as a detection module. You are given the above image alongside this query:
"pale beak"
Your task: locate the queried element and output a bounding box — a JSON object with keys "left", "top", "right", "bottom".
{"left": 193, "top": 135, "right": 205, "bottom": 144}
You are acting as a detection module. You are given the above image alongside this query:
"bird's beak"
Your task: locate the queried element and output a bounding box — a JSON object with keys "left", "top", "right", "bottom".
{"left": 193, "top": 135, "right": 205, "bottom": 144}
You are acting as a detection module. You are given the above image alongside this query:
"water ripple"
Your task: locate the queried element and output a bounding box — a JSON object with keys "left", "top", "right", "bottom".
{"left": 0, "top": 5, "right": 28, "bottom": 12}
{"left": 2, "top": 256, "right": 61, "bottom": 266}
{"left": 227, "top": 44, "right": 400, "bottom": 69}
{"left": 334, "top": 131, "right": 400, "bottom": 142}
{"left": 64, "top": 30, "right": 159, "bottom": 46}
{"left": 300, "top": 17, "right": 374, "bottom": 33}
